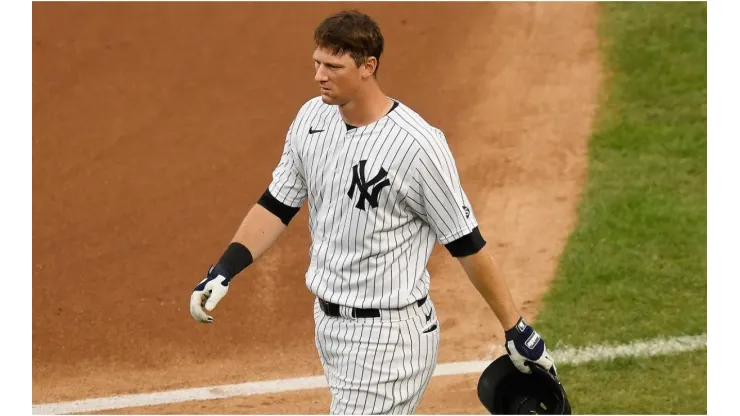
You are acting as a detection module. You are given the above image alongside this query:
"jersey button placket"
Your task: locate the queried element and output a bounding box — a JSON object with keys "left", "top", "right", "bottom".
{"left": 328, "top": 129, "right": 352, "bottom": 203}
{"left": 317, "top": 127, "right": 351, "bottom": 242}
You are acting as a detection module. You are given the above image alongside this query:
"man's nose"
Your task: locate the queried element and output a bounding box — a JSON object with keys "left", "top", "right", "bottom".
{"left": 314, "top": 66, "right": 328, "bottom": 83}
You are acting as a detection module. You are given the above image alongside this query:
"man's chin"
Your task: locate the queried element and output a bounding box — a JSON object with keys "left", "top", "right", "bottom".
{"left": 320, "top": 94, "right": 338, "bottom": 105}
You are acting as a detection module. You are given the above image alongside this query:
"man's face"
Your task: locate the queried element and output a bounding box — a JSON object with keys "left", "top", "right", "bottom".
{"left": 313, "top": 47, "right": 364, "bottom": 105}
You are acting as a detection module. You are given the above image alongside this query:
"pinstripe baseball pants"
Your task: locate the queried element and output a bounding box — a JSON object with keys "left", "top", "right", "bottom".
{"left": 313, "top": 297, "right": 440, "bottom": 415}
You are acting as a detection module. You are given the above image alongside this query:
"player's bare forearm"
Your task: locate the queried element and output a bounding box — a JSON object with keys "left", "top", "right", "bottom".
{"left": 458, "top": 244, "right": 521, "bottom": 331}
{"left": 190, "top": 204, "right": 288, "bottom": 323}
{"left": 231, "top": 203, "right": 288, "bottom": 261}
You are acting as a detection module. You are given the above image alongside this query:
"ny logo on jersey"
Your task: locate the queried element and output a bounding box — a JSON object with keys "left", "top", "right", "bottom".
{"left": 347, "top": 160, "right": 391, "bottom": 210}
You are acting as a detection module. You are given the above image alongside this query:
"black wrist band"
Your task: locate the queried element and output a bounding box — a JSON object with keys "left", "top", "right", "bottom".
{"left": 216, "top": 242, "right": 254, "bottom": 279}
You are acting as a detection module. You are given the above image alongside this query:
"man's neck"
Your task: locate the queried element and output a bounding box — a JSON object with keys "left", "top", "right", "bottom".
{"left": 339, "top": 84, "right": 394, "bottom": 128}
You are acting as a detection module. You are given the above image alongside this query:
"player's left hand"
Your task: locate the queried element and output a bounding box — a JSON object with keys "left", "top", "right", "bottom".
{"left": 504, "top": 317, "right": 556, "bottom": 375}
{"left": 189, "top": 265, "right": 232, "bottom": 323}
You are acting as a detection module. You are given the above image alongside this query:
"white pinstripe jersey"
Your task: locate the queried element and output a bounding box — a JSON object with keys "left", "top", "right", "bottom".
{"left": 268, "top": 97, "right": 479, "bottom": 309}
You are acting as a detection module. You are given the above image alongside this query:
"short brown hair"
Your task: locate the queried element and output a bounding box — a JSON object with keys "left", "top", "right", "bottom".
{"left": 314, "top": 10, "right": 385, "bottom": 75}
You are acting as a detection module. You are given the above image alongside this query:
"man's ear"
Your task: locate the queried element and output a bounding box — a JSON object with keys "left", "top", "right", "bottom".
{"left": 361, "top": 56, "right": 378, "bottom": 79}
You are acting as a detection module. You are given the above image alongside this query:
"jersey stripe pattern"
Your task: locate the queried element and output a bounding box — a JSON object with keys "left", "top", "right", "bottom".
{"left": 268, "top": 97, "right": 478, "bottom": 309}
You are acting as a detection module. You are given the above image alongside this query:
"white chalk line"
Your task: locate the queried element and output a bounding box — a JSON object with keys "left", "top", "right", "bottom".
{"left": 32, "top": 333, "right": 707, "bottom": 415}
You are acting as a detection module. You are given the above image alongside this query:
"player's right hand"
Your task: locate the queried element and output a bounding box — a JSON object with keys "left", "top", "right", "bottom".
{"left": 189, "top": 265, "right": 232, "bottom": 323}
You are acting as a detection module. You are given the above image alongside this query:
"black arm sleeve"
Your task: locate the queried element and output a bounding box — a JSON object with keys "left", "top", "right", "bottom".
{"left": 257, "top": 188, "right": 301, "bottom": 225}
{"left": 444, "top": 226, "right": 487, "bottom": 257}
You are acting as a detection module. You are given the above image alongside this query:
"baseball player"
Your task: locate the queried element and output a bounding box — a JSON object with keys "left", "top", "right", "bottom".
{"left": 190, "top": 10, "right": 556, "bottom": 415}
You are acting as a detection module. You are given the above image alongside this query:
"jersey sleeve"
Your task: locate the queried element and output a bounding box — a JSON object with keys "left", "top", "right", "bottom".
{"left": 266, "top": 119, "right": 308, "bottom": 208}
{"left": 406, "top": 130, "right": 482, "bottom": 247}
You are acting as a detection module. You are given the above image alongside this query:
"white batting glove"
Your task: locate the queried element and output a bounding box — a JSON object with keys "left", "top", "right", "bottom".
{"left": 189, "top": 265, "right": 232, "bottom": 323}
{"left": 504, "top": 317, "right": 557, "bottom": 375}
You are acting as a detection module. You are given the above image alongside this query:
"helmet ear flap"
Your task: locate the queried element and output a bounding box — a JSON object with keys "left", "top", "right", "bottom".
{"left": 477, "top": 355, "right": 571, "bottom": 414}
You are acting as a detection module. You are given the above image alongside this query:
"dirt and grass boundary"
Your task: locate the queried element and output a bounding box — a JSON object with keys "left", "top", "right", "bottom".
{"left": 534, "top": 3, "right": 707, "bottom": 413}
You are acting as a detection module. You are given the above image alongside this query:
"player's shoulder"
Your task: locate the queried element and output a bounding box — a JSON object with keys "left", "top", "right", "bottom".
{"left": 388, "top": 100, "right": 446, "bottom": 147}
{"left": 294, "top": 96, "right": 332, "bottom": 121}
{"left": 287, "top": 96, "right": 334, "bottom": 140}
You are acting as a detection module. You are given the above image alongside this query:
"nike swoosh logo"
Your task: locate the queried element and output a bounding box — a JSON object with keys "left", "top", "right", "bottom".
{"left": 309, "top": 127, "right": 325, "bottom": 134}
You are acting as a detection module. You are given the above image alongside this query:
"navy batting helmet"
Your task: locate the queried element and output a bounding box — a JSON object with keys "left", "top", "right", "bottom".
{"left": 477, "top": 355, "right": 571, "bottom": 414}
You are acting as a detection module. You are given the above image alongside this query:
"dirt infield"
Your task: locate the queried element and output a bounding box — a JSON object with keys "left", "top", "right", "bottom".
{"left": 32, "top": 2, "right": 601, "bottom": 413}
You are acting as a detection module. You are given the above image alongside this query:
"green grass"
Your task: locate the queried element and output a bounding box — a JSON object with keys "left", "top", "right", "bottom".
{"left": 560, "top": 350, "right": 707, "bottom": 414}
{"left": 534, "top": 2, "right": 707, "bottom": 347}
{"left": 532, "top": 3, "right": 707, "bottom": 413}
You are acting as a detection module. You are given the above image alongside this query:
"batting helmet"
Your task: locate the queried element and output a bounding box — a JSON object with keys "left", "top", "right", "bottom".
{"left": 477, "top": 355, "right": 571, "bottom": 415}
